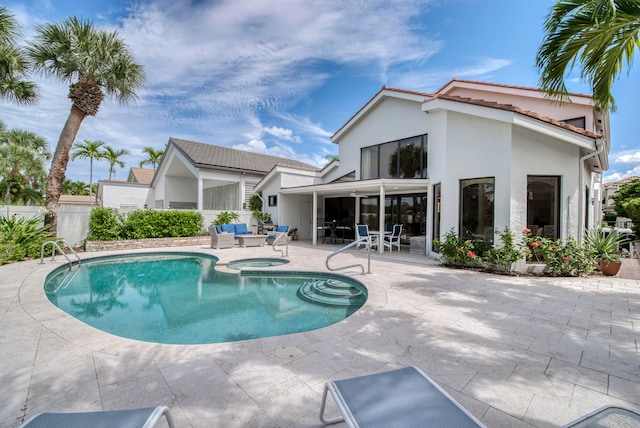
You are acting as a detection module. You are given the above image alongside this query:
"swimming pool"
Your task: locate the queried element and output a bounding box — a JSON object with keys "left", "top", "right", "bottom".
{"left": 44, "top": 252, "right": 367, "bottom": 344}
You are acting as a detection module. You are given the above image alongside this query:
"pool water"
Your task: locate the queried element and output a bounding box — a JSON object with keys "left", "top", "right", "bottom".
{"left": 44, "top": 253, "right": 367, "bottom": 344}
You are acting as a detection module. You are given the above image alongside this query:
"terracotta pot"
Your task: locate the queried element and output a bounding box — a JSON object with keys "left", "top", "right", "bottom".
{"left": 599, "top": 260, "right": 622, "bottom": 276}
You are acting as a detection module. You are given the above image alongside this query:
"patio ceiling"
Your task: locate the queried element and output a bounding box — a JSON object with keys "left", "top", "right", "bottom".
{"left": 279, "top": 178, "right": 429, "bottom": 198}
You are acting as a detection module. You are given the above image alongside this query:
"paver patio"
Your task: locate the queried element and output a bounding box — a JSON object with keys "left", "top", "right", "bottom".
{"left": 0, "top": 242, "right": 638, "bottom": 427}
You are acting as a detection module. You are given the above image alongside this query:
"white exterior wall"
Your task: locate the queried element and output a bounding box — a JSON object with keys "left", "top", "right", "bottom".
{"left": 511, "top": 126, "right": 581, "bottom": 240}
{"left": 166, "top": 177, "right": 196, "bottom": 205}
{"left": 334, "top": 97, "right": 429, "bottom": 179}
{"left": 100, "top": 182, "right": 150, "bottom": 209}
{"left": 427, "top": 110, "right": 513, "bottom": 245}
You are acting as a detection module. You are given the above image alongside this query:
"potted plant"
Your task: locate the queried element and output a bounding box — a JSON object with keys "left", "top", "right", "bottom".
{"left": 584, "top": 228, "right": 626, "bottom": 276}
{"left": 288, "top": 227, "right": 299, "bottom": 241}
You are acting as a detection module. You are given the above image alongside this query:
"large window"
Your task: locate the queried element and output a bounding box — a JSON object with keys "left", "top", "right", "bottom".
{"left": 460, "top": 178, "right": 495, "bottom": 244}
{"left": 361, "top": 135, "right": 428, "bottom": 179}
{"left": 527, "top": 176, "right": 560, "bottom": 240}
{"left": 358, "top": 193, "right": 426, "bottom": 241}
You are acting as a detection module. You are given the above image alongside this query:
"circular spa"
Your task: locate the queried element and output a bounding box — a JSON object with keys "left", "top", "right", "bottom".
{"left": 226, "top": 257, "right": 290, "bottom": 270}
{"left": 43, "top": 252, "right": 367, "bottom": 345}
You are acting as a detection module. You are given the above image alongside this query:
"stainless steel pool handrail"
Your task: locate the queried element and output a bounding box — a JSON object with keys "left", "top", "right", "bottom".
{"left": 271, "top": 232, "right": 289, "bottom": 257}
{"left": 40, "top": 239, "right": 81, "bottom": 269}
{"left": 326, "top": 238, "right": 370, "bottom": 274}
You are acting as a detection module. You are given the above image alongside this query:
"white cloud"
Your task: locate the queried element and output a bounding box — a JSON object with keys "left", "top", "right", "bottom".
{"left": 611, "top": 151, "right": 640, "bottom": 165}
{"left": 263, "top": 126, "right": 301, "bottom": 143}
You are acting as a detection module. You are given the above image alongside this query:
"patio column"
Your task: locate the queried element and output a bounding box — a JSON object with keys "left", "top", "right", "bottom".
{"left": 312, "top": 191, "right": 318, "bottom": 246}
{"left": 378, "top": 183, "right": 385, "bottom": 254}
{"left": 197, "top": 177, "right": 203, "bottom": 210}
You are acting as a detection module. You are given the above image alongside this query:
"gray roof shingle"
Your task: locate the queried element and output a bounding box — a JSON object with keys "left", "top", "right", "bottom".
{"left": 169, "top": 138, "right": 317, "bottom": 173}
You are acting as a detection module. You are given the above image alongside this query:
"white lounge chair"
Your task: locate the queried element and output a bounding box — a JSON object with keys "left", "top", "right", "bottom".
{"left": 320, "top": 366, "right": 485, "bottom": 427}
{"left": 561, "top": 405, "right": 640, "bottom": 427}
{"left": 21, "top": 406, "right": 175, "bottom": 428}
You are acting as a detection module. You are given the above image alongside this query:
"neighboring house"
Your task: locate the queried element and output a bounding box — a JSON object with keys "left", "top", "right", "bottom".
{"left": 256, "top": 78, "right": 609, "bottom": 259}
{"left": 602, "top": 176, "right": 639, "bottom": 212}
{"left": 149, "top": 138, "right": 316, "bottom": 211}
{"left": 98, "top": 167, "right": 154, "bottom": 210}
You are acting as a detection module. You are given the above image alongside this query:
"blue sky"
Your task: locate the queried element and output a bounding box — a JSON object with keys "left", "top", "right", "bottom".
{"left": 3, "top": 0, "right": 639, "bottom": 184}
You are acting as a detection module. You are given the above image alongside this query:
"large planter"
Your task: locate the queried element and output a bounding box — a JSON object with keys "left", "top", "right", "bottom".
{"left": 599, "top": 260, "right": 622, "bottom": 276}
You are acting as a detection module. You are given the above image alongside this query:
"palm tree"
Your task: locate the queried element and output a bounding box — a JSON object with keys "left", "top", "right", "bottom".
{"left": 0, "top": 6, "right": 38, "bottom": 104}
{"left": 62, "top": 179, "right": 90, "bottom": 195}
{"left": 536, "top": 0, "right": 640, "bottom": 112}
{"left": 0, "top": 125, "right": 50, "bottom": 204}
{"left": 27, "top": 17, "right": 145, "bottom": 233}
{"left": 71, "top": 139, "right": 105, "bottom": 206}
{"left": 139, "top": 146, "right": 163, "bottom": 171}
{"left": 103, "top": 145, "right": 130, "bottom": 180}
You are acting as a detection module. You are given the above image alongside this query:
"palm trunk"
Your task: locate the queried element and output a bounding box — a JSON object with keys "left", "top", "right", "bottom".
{"left": 45, "top": 105, "right": 87, "bottom": 235}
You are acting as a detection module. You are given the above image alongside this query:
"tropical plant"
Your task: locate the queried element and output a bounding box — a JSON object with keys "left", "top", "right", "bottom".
{"left": 0, "top": 6, "right": 38, "bottom": 104}
{"left": 71, "top": 139, "right": 105, "bottom": 205}
{"left": 103, "top": 145, "right": 130, "bottom": 180}
{"left": 139, "top": 146, "right": 163, "bottom": 171}
{"left": 486, "top": 227, "right": 525, "bottom": 272}
{"left": 0, "top": 124, "right": 50, "bottom": 205}
{"left": 433, "top": 228, "right": 481, "bottom": 266}
{"left": 87, "top": 207, "right": 124, "bottom": 241}
{"left": 27, "top": 17, "right": 145, "bottom": 234}
{"left": 0, "top": 215, "right": 52, "bottom": 264}
{"left": 213, "top": 211, "right": 239, "bottom": 225}
{"left": 584, "top": 227, "right": 627, "bottom": 262}
{"left": 536, "top": 0, "right": 640, "bottom": 112}
{"left": 61, "top": 179, "right": 90, "bottom": 195}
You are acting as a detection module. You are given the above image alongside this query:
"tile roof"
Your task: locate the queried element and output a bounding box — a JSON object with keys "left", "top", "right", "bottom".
{"left": 435, "top": 78, "right": 593, "bottom": 99}
{"left": 426, "top": 94, "right": 601, "bottom": 139}
{"left": 128, "top": 167, "right": 155, "bottom": 184}
{"left": 169, "top": 138, "right": 317, "bottom": 173}
{"left": 603, "top": 176, "right": 640, "bottom": 187}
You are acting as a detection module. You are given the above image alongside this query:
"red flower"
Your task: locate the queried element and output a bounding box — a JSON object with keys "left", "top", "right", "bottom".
{"left": 467, "top": 251, "right": 476, "bottom": 258}
{"left": 551, "top": 246, "right": 557, "bottom": 250}
{"left": 523, "top": 228, "right": 531, "bottom": 233}
{"left": 562, "top": 256, "right": 568, "bottom": 261}
{"left": 531, "top": 242, "right": 539, "bottom": 248}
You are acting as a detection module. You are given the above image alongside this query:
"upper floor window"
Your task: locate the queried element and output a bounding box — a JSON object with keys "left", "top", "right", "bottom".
{"left": 563, "top": 116, "right": 586, "bottom": 129}
{"left": 360, "top": 135, "right": 428, "bottom": 180}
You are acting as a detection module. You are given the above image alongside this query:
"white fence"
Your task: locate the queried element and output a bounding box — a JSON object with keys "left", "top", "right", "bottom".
{"left": 1, "top": 205, "right": 255, "bottom": 245}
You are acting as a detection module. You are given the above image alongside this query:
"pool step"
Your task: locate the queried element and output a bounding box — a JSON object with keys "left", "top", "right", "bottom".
{"left": 298, "top": 280, "right": 364, "bottom": 306}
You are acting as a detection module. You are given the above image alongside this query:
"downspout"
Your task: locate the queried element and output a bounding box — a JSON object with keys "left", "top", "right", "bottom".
{"left": 578, "top": 139, "right": 604, "bottom": 242}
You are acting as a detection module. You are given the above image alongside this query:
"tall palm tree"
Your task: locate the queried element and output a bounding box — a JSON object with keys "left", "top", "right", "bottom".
{"left": 139, "top": 146, "right": 163, "bottom": 171}
{"left": 71, "top": 139, "right": 105, "bottom": 206}
{"left": 27, "top": 17, "right": 145, "bottom": 233}
{"left": 0, "top": 6, "right": 38, "bottom": 104}
{"left": 103, "top": 145, "right": 130, "bottom": 180}
{"left": 536, "top": 0, "right": 640, "bottom": 112}
{"left": 62, "top": 179, "right": 90, "bottom": 195}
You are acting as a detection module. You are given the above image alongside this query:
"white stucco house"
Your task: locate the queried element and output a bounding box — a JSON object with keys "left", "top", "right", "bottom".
{"left": 255, "top": 79, "right": 609, "bottom": 257}
{"left": 98, "top": 138, "right": 317, "bottom": 224}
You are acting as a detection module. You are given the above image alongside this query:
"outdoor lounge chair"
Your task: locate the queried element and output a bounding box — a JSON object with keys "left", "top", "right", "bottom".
{"left": 21, "top": 406, "right": 175, "bottom": 428}
{"left": 267, "top": 225, "right": 289, "bottom": 245}
{"left": 320, "top": 366, "right": 485, "bottom": 428}
{"left": 209, "top": 225, "right": 235, "bottom": 249}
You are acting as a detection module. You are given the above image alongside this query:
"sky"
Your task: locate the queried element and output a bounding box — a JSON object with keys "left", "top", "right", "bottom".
{"left": 2, "top": 0, "right": 640, "bottom": 185}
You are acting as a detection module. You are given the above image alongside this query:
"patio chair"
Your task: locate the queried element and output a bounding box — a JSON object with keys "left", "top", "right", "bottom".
{"left": 267, "top": 225, "right": 289, "bottom": 245}
{"left": 320, "top": 366, "right": 485, "bottom": 427}
{"left": 383, "top": 224, "right": 403, "bottom": 252}
{"left": 21, "top": 406, "right": 176, "bottom": 428}
{"left": 355, "top": 224, "right": 376, "bottom": 249}
{"left": 209, "top": 225, "right": 235, "bottom": 249}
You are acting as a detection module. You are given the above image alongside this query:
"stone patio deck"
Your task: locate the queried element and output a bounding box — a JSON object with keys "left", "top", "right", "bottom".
{"left": 0, "top": 242, "right": 638, "bottom": 427}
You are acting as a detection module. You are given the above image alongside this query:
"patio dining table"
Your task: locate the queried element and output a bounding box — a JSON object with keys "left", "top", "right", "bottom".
{"left": 368, "top": 230, "right": 391, "bottom": 252}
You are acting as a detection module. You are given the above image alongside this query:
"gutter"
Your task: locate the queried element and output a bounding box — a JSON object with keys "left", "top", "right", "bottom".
{"left": 578, "top": 139, "right": 604, "bottom": 242}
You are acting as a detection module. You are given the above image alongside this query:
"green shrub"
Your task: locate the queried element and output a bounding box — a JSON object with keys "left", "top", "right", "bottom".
{"left": 486, "top": 227, "right": 525, "bottom": 272}
{"left": 0, "top": 216, "right": 52, "bottom": 264}
{"left": 123, "top": 210, "right": 203, "bottom": 239}
{"left": 433, "top": 228, "right": 482, "bottom": 266}
{"left": 88, "top": 207, "right": 124, "bottom": 240}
